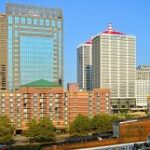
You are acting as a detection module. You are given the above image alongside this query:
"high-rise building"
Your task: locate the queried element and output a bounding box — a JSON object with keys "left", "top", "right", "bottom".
{"left": 136, "top": 65, "right": 150, "bottom": 107}
{"left": 3, "top": 3, "right": 63, "bottom": 90}
{"left": 77, "top": 39, "right": 92, "bottom": 91}
{"left": 0, "top": 14, "right": 7, "bottom": 90}
{"left": 92, "top": 23, "right": 136, "bottom": 112}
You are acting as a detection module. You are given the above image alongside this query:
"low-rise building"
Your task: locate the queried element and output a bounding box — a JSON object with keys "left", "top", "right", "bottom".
{"left": 136, "top": 66, "right": 150, "bottom": 107}
{"left": 113, "top": 118, "right": 150, "bottom": 141}
{"left": 0, "top": 81, "right": 110, "bottom": 132}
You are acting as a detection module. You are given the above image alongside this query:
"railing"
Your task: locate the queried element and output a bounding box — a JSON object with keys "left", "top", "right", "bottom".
{"left": 42, "top": 136, "right": 147, "bottom": 150}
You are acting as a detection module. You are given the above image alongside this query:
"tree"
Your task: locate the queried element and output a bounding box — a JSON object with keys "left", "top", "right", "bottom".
{"left": 91, "top": 113, "right": 120, "bottom": 133}
{"left": 0, "top": 116, "right": 14, "bottom": 144}
{"left": 69, "top": 114, "right": 91, "bottom": 136}
{"left": 26, "top": 117, "right": 55, "bottom": 142}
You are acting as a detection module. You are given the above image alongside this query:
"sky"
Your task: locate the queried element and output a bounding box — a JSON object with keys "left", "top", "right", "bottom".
{"left": 0, "top": 0, "right": 150, "bottom": 86}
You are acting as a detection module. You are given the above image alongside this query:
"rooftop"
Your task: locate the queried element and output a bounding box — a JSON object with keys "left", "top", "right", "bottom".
{"left": 85, "top": 39, "right": 92, "bottom": 44}
{"left": 6, "top": 3, "right": 63, "bottom": 18}
{"left": 21, "top": 79, "right": 62, "bottom": 88}
{"left": 102, "top": 23, "right": 124, "bottom": 35}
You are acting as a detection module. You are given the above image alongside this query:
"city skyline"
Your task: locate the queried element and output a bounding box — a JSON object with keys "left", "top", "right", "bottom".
{"left": 0, "top": 0, "right": 150, "bottom": 86}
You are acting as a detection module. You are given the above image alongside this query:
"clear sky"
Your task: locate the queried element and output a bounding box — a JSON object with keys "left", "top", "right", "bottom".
{"left": 0, "top": 0, "right": 150, "bottom": 86}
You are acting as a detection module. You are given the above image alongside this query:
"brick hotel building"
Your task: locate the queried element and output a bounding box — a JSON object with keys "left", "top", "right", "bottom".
{"left": 0, "top": 82, "right": 110, "bottom": 132}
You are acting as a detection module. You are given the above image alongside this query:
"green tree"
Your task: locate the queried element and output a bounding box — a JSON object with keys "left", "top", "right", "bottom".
{"left": 26, "top": 117, "right": 55, "bottom": 142}
{"left": 119, "top": 113, "right": 134, "bottom": 120}
{"left": 69, "top": 114, "right": 91, "bottom": 136}
{"left": 91, "top": 114, "right": 120, "bottom": 133}
{"left": 0, "top": 116, "right": 14, "bottom": 144}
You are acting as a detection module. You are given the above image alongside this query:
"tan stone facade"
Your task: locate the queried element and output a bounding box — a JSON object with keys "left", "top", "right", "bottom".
{"left": 0, "top": 14, "right": 7, "bottom": 90}
{"left": 0, "top": 86, "right": 110, "bottom": 131}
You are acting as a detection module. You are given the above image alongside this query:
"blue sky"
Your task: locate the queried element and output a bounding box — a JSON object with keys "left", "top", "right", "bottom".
{"left": 1, "top": 0, "right": 150, "bottom": 86}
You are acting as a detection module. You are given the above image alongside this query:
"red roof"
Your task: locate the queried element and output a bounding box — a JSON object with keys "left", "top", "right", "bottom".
{"left": 103, "top": 30, "right": 124, "bottom": 35}
{"left": 102, "top": 23, "right": 124, "bottom": 35}
{"left": 85, "top": 39, "right": 92, "bottom": 44}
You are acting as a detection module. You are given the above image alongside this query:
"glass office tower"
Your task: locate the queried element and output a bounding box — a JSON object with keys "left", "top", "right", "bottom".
{"left": 6, "top": 3, "right": 63, "bottom": 90}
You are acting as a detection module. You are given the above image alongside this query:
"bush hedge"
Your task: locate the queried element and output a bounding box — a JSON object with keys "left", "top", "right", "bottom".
{"left": 9, "top": 143, "right": 41, "bottom": 150}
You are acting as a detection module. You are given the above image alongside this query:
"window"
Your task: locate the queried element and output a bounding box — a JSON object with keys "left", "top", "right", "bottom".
{"left": 24, "top": 109, "right": 27, "bottom": 113}
{"left": 40, "top": 19, "right": 44, "bottom": 26}
{"left": 57, "top": 20, "right": 62, "bottom": 28}
{"left": 17, "top": 103, "right": 20, "bottom": 107}
{"left": 21, "top": 17, "right": 25, "bottom": 24}
{"left": 46, "top": 19, "right": 50, "bottom": 26}
{"left": 51, "top": 20, "right": 55, "bottom": 27}
{"left": 27, "top": 18, "right": 32, "bottom": 24}
{"left": 65, "top": 122, "right": 68, "bottom": 125}
{"left": 2, "top": 103, "right": 5, "bottom": 107}
{"left": 10, "top": 103, "right": 13, "bottom": 107}
{"left": 33, "top": 19, "right": 38, "bottom": 25}
{"left": 2, "top": 109, "right": 5, "bottom": 113}
{"left": 10, "top": 98, "right": 13, "bottom": 102}
{"left": 15, "top": 30, "right": 18, "bottom": 37}
{"left": 10, "top": 119, "right": 14, "bottom": 122}
{"left": 17, "top": 99, "right": 21, "bottom": 102}
{"left": 8, "top": 16, "right": 13, "bottom": 24}
{"left": 10, "top": 93, "right": 13, "bottom": 97}
{"left": 15, "top": 17, "right": 19, "bottom": 24}
{"left": 34, "top": 108, "right": 37, "bottom": 112}
{"left": 17, "top": 93, "right": 20, "bottom": 97}
{"left": 17, "top": 124, "right": 21, "bottom": 127}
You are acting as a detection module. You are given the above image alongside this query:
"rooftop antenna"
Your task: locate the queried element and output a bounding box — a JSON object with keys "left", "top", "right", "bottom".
{"left": 108, "top": 23, "right": 113, "bottom": 31}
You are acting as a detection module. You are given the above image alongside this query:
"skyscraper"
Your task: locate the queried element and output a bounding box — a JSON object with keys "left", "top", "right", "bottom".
{"left": 0, "top": 14, "right": 7, "bottom": 90}
{"left": 136, "top": 65, "right": 150, "bottom": 107}
{"left": 3, "top": 3, "right": 63, "bottom": 90}
{"left": 92, "top": 23, "right": 136, "bottom": 112}
{"left": 77, "top": 39, "right": 92, "bottom": 91}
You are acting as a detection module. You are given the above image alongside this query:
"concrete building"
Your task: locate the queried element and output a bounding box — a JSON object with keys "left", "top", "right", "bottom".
{"left": 0, "top": 3, "right": 63, "bottom": 90}
{"left": 136, "top": 66, "right": 150, "bottom": 107}
{"left": 0, "top": 14, "right": 7, "bottom": 90}
{"left": 92, "top": 23, "right": 136, "bottom": 112}
{"left": 0, "top": 81, "right": 110, "bottom": 132}
{"left": 77, "top": 39, "right": 92, "bottom": 91}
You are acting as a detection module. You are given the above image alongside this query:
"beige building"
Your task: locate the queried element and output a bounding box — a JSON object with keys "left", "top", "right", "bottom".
{"left": 0, "top": 14, "right": 7, "bottom": 90}
{"left": 136, "top": 65, "right": 150, "bottom": 107}
{"left": 77, "top": 39, "right": 92, "bottom": 91}
{"left": 92, "top": 23, "right": 136, "bottom": 112}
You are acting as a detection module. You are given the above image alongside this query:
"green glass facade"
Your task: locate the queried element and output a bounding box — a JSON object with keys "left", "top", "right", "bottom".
{"left": 7, "top": 3, "right": 63, "bottom": 90}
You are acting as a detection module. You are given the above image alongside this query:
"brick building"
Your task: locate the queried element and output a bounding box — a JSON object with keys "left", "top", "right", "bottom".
{"left": 113, "top": 118, "right": 150, "bottom": 141}
{"left": 0, "top": 81, "right": 110, "bottom": 132}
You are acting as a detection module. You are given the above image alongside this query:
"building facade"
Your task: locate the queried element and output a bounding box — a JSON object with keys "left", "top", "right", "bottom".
{"left": 0, "top": 14, "right": 7, "bottom": 90}
{"left": 136, "top": 66, "right": 150, "bottom": 107}
{"left": 77, "top": 39, "right": 92, "bottom": 91}
{"left": 3, "top": 3, "right": 63, "bottom": 90}
{"left": 113, "top": 118, "right": 150, "bottom": 140}
{"left": 92, "top": 23, "right": 136, "bottom": 112}
{"left": 0, "top": 82, "right": 110, "bottom": 131}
